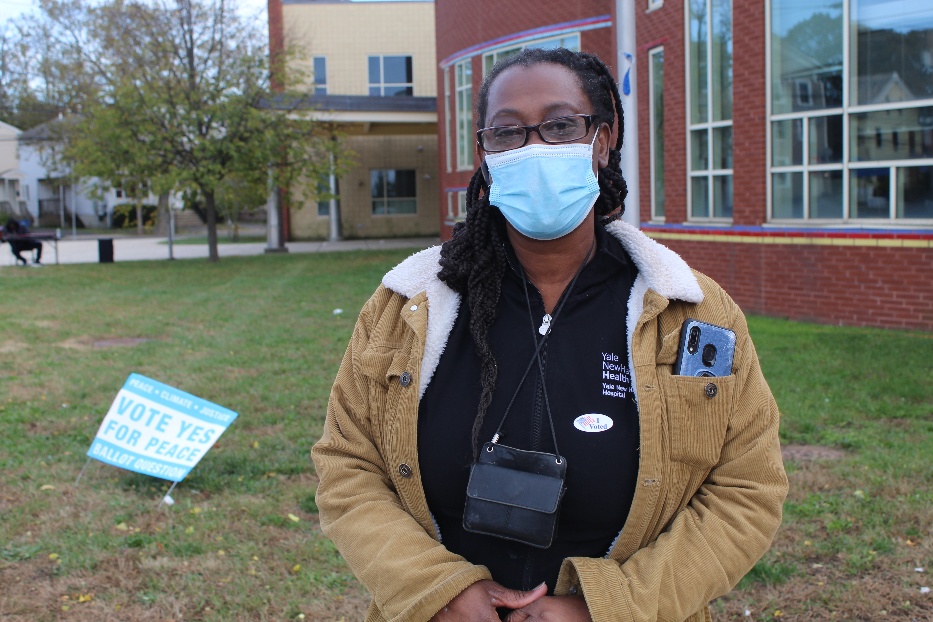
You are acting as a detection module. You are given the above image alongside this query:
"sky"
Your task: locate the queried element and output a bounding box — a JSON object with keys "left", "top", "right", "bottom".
{"left": 0, "top": 0, "right": 269, "bottom": 31}
{"left": 0, "top": 0, "right": 415, "bottom": 29}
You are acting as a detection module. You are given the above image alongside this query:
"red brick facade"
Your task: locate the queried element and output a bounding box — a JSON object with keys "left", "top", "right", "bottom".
{"left": 434, "top": 0, "right": 933, "bottom": 331}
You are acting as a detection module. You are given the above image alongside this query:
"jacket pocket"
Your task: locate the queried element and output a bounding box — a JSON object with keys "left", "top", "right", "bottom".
{"left": 659, "top": 373, "right": 735, "bottom": 468}
{"left": 359, "top": 345, "right": 407, "bottom": 387}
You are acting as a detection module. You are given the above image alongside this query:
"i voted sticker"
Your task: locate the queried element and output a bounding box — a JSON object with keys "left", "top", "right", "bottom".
{"left": 573, "top": 414, "right": 613, "bottom": 433}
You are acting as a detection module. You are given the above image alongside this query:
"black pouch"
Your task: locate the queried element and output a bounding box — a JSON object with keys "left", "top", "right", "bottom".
{"left": 463, "top": 442, "right": 567, "bottom": 549}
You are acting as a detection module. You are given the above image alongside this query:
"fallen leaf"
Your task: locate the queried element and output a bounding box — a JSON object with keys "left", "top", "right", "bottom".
{"left": 217, "top": 550, "right": 226, "bottom": 556}
{"left": 48, "top": 553, "right": 59, "bottom": 560}
{"left": 77, "top": 594, "right": 93, "bottom": 603}
{"left": 853, "top": 489, "right": 865, "bottom": 498}
{"left": 115, "top": 522, "right": 128, "bottom": 531}
{"left": 292, "top": 564, "right": 301, "bottom": 573}
{"left": 252, "top": 441, "right": 260, "bottom": 449}
{"left": 907, "top": 539, "right": 917, "bottom": 546}
{"left": 40, "top": 484, "right": 56, "bottom": 491}
{"left": 774, "top": 610, "right": 784, "bottom": 618}
{"left": 185, "top": 526, "right": 194, "bottom": 534}
{"left": 288, "top": 513, "right": 300, "bottom": 523}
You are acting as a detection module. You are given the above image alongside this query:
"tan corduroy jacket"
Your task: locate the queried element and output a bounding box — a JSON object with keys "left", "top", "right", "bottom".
{"left": 312, "top": 221, "right": 788, "bottom": 622}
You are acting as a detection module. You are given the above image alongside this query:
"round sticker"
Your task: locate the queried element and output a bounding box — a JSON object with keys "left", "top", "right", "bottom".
{"left": 573, "top": 414, "right": 613, "bottom": 433}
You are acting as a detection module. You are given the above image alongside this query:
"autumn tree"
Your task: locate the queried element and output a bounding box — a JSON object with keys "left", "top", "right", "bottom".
{"left": 40, "top": 0, "right": 343, "bottom": 260}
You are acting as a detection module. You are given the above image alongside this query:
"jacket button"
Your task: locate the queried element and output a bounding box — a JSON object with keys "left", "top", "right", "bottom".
{"left": 398, "top": 463, "right": 412, "bottom": 478}
{"left": 705, "top": 382, "right": 718, "bottom": 398}
{"left": 400, "top": 371, "right": 412, "bottom": 387}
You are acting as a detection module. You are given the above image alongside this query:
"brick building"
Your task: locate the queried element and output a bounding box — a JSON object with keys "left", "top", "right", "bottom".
{"left": 434, "top": 0, "right": 933, "bottom": 330}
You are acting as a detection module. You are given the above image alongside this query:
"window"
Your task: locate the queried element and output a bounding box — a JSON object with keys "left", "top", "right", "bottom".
{"left": 649, "top": 47, "right": 665, "bottom": 219}
{"left": 317, "top": 176, "right": 339, "bottom": 217}
{"left": 313, "top": 57, "right": 327, "bottom": 96}
{"left": 769, "top": 0, "right": 933, "bottom": 221}
{"left": 446, "top": 189, "right": 467, "bottom": 221}
{"left": 371, "top": 169, "right": 417, "bottom": 215}
{"left": 455, "top": 59, "right": 473, "bottom": 170}
{"left": 688, "top": 0, "right": 733, "bottom": 219}
{"left": 368, "top": 56, "right": 413, "bottom": 97}
{"left": 482, "top": 34, "right": 581, "bottom": 75}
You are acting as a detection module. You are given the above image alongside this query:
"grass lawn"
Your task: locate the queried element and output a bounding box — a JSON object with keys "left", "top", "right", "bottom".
{"left": 0, "top": 252, "right": 930, "bottom": 621}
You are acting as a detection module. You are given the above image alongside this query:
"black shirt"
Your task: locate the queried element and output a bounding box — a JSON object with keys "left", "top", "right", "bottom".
{"left": 418, "top": 226, "right": 640, "bottom": 592}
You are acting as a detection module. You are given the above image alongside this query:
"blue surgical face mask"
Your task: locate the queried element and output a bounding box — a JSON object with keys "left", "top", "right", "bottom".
{"left": 485, "top": 130, "right": 600, "bottom": 241}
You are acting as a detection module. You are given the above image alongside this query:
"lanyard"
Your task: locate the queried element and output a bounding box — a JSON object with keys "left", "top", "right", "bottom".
{"left": 488, "top": 238, "right": 596, "bottom": 462}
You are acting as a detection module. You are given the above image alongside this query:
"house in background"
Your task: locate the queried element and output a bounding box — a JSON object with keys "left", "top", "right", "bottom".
{"left": 16, "top": 121, "right": 132, "bottom": 230}
{"left": 0, "top": 120, "right": 31, "bottom": 224}
{"left": 270, "top": 0, "right": 439, "bottom": 240}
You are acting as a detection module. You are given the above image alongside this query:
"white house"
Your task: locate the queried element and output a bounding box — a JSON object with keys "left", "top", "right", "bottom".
{"left": 0, "top": 120, "right": 31, "bottom": 224}
{"left": 17, "top": 120, "right": 156, "bottom": 230}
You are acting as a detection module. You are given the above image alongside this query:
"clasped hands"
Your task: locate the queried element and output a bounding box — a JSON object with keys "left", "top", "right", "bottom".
{"left": 429, "top": 579, "right": 591, "bottom": 622}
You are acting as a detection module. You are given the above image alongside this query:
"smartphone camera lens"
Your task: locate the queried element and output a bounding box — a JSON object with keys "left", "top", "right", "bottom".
{"left": 702, "top": 343, "right": 717, "bottom": 367}
{"left": 687, "top": 326, "right": 700, "bottom": 354}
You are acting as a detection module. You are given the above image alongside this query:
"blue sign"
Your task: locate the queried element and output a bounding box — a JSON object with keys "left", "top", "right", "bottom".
{"left": 87, "top": 373, "right": 238, "bottom": 482}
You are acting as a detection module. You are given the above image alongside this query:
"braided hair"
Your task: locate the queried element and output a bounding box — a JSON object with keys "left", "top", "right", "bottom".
{"left": 437, "top": 48, "right": 628, "bottom": 457}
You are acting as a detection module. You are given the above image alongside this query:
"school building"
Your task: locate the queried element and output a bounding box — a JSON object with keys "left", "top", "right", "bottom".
{"left": 433, "top": 0, "right": 933, "bottom": 331}
{"left": 270, "top": 0, "right": 439, "bottom": 240}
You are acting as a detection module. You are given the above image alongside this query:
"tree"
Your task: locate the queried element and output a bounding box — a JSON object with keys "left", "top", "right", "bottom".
{"left": 39, "top": 0, "right": 345, "bottom": 261}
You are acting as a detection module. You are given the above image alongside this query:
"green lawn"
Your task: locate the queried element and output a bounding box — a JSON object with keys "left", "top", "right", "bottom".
{"left": 0, "top": 253, "right": 930, "bottom": 621}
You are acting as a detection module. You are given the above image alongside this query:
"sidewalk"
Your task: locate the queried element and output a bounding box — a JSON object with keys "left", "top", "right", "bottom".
{"left": 9, "top": 235, "right": 441, "bottom": 265}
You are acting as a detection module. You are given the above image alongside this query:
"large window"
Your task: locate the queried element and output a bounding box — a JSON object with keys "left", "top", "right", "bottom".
{"left": 371, "top": 169, "right": 417, "bottom": 215}
{"left": 446, "top": 190, "right": 467, "bottom": 221}
{"left": 649, "top": 47, "right": 665, "bottom": 219}
{"left": 455, "top": 59, "right": 473, "bottom": 171}
{"left": 482, "top": 34, "right": 581, "bottom": 76}
{"left": 688, "top": 0, "right": 733, "bottom": 220}
{"left": 368, "top": 56, "right": 413, "bottom": 97}
{"left": 770, "top": 0, "right": 933, "bottom": 221}
{"left": 313, "top": 57, "right": 327, "bottom": 96}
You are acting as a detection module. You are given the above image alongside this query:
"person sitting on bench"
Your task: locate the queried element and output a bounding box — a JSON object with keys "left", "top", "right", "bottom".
{"left": 3, "top": 218, "right": 43, "bottom": 266}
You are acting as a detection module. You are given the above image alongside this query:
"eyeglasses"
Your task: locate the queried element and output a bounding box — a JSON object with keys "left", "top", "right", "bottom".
{"left": 476, "top": 114, "right": 596, "bottom": 153}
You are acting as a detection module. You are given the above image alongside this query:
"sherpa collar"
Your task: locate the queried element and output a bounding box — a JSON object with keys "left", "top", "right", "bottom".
{"left": 381, "top": 220, "right": 703, "bottom": 397}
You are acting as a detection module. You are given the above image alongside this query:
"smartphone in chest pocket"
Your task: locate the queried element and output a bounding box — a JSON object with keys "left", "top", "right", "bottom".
{"left": 674, "top": 319, "right": 736, "bottom": 377}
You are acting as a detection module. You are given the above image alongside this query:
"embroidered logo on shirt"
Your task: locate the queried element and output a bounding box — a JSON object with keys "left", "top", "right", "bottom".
{"left": 601, "top": 352, "right": 632, "bottom": 399}
{"left": 574, "top": 414, "right": 614, "bottom": 432}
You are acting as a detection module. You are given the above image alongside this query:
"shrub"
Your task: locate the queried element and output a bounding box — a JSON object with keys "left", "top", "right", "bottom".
{"left": 112, "top": 203, "right": 157, "bottom": 229}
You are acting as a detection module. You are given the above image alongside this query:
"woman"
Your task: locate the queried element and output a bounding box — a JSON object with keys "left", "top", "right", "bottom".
{"left": 312, "top": 48, "right": 788, "bottom": 622}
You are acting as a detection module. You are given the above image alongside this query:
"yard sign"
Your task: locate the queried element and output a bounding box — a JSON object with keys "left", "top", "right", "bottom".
{"left": 87, "top": 373, "right": 238, "bottom": 482}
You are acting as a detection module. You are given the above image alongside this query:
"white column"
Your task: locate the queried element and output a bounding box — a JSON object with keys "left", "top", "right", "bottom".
{"left": 328, "top": 151, "right": 341, "bottom": 242}
{"left": 265, "top": 167, "right": 285, "bottom": 252}
{"left": 617, "top": 0, "right": 640, "bottom": 228}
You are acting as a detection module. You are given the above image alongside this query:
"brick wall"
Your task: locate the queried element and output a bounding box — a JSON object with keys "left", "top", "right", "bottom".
{"left": 731, "top": 0, "right": 767, "bottom": 226}
{"left": 659, "top": 237, "right": 933, "bottom": 331}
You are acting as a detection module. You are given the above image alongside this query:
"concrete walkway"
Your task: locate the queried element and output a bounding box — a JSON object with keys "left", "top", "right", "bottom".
{"left": 6, "top": 235, "right": 440, "bottom": 266}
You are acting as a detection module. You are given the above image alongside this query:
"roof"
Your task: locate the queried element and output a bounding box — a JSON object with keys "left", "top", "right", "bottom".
{"left": 264, "top": 94, "right": 436, "bottom": 113}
